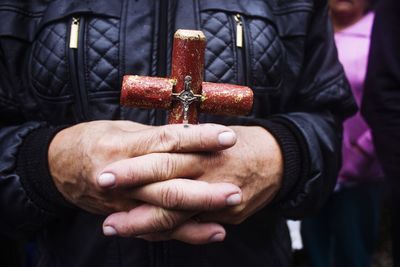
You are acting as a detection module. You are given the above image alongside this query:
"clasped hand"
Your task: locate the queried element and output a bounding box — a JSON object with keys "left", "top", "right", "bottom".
{"left": 49, "top": 121, "right": 282, "bottom": 244}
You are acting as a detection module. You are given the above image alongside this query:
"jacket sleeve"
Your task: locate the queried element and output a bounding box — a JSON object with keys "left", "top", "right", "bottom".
{"left": 0, "top": 56, "right": 71, "bottom": 239}
{"left": 259, "top": 0, "right": 356, "bottom": 219}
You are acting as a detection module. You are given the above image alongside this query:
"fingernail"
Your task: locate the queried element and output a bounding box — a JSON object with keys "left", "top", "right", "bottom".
{"left": 103, "top": 226, "right": 117, "bottom": 236}
{"left": 98, "top": 173, "right": 116, "bottom": 187}
{"left": 226, "top": 193, "right": 242, "bottom": 206}
{"left": 209, "top": 232, "right": 225, "bottom": 243}
{"left": 218, "top": 131, "right": 236, "bottom": 146}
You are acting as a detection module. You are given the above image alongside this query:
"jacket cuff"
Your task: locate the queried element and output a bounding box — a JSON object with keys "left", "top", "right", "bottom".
{"left": 16, "top": 126, "right": 73, "bottom": 215}
{"left": 250, "top": 119, "right": 305, "bottom": 204}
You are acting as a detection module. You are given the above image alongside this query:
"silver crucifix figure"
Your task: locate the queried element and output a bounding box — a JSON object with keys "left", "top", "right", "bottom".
{"left": 172, "top": 76, "right": 202, "bottom": 124}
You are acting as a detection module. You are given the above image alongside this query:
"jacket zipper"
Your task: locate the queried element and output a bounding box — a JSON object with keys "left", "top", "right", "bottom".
{"left": 233, "top": 14, "right": 250, "bottom": 86}
{"left": 151, "top": 0, "right": 170, "bottom": 265}
{"left": 69, "top": 16, "right": 89, "bottom": 121}
{"left": 69, "top": 17, "right": 80, "bottom": 49}
{"left": 154, "top": 0, "right": 169, "bottom": 126}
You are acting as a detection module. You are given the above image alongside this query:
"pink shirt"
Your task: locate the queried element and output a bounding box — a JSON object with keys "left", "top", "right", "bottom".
{"left": 335, "top": 12, "right": 384, "bottom": 184}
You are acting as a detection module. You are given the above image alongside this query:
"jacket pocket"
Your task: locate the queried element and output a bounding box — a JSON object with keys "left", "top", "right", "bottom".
{"left": 199, "top": 0, "right": 285, "bottom": 94}
{"left": 28, "top": 0, "right": 121, "bottom": 122}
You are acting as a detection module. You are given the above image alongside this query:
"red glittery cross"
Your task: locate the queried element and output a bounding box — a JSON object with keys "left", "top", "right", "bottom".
{"left": 121, "top": 29, "right": 253, "bottom": 124}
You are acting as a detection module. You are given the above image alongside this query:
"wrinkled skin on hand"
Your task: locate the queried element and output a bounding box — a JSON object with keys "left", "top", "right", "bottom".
{"left": 102, "top": 126, "right": 283, "bottom": 244}
{"left": 49, "top": 121, "right": 147, "bottom": 214}
{"left": 48, "top": 121, "right": 242, "bottom": 216}
{"left": 198, "top": 126, "right": 283, "bottom": 224}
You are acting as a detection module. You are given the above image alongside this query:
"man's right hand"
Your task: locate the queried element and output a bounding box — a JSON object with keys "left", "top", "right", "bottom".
{"left": 48, "top": 121, "right": 242, "bottom": 215}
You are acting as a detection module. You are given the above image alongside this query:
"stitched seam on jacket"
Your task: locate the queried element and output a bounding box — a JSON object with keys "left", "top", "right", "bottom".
{"left": 0, "top": 6, "right": 43, "bottom": 17}
{"left": 302, "top": 73, "right": 346, "bottom": 100}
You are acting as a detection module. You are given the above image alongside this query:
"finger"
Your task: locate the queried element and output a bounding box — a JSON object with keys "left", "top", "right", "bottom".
{"left": 131, "top": 179, "right": 242, "bottom": 210}
{"left": 137, "top": 220, "right": 226, "bottom": 245}
{"left": 103, "top": 204, "right": 194, "bottom": 237}
{"left": 121, "top": 123, "right": 237, "bottom": 155}
{"left": 98, "top": 153, "right": 203, "bottom": 188}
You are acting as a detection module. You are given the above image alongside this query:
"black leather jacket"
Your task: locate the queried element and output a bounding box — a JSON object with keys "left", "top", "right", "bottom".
{"left": 0, "top": 0, "right": 356, "bottom": 266}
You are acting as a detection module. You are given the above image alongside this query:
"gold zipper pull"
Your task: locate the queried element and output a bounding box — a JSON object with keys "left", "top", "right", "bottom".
{"left": 69, "top": 17, "right": 80, "bottom": 49}
{"left": 234, "top": 14, "right": 243, "bottom": 48}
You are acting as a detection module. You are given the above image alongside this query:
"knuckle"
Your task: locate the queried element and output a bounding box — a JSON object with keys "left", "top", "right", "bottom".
{"left": 152, "top": 209, "right": 178, "bottom": 231}
{"left": 152, "top": 154, "right": 176, "bottom": 181}
{"left": 94, "top": 135, "right": 120, "bottom": 157}
{"left": 197, "top": 130, "right": 208, "bottom": 149}
{"left": 160, "top": 183, "right": 185, "bottom": 209}
{"left": 158, "top": 127, "right": 181, "bottom": 151}
{"left": 204, "top": 194, "right": 215, "bottom": 210}
{"left": 122, "top": 164, "right": 140, "bottom": 185}
{"left": 164, "top": 154, "right": 177, "bottom": 179}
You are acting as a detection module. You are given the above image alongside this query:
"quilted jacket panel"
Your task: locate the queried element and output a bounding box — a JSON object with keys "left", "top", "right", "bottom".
{"left": 30, "top": 16, "right": 120, "bottom": 99}
{"left": 201, "top": 12, "right": 236, "bottom": 84}
{"left": 201, "top": 9, "right": 284, "bottom": 92}
{"left": 31, "top": 22, "right": 69, "bottom": 98}
{"left": 247, "top": 18, "right": 283, "bottom": 90}
{"left": 86, "top": 18, "right": 120, "bottom": 93}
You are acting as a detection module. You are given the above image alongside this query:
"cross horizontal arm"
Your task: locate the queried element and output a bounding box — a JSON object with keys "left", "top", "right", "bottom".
{"left": 121, "top": 75, "right": 253, "bottom": 118}
{"left": 200, "top": 82, "right": 253, "bottom": 116}
{"left": 121, "top": 75, "right": 176, "bottom": 109}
